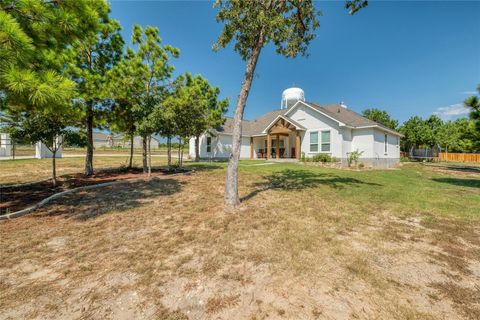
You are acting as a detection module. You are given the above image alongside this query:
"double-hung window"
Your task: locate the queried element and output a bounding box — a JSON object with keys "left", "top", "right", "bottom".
{"left": 310, "top": 130, "right": 331, "bottom": 153}
{"left": 310, "top": 131, "right": 318, "bottom": 152}
{"left": 321, "top": 130, "right": 331, "bottom": 152}
{"left": 206, "top": 137, "right": 212, "bottom": 153}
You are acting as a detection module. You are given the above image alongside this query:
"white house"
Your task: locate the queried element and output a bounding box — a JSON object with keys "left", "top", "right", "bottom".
{"left": 189, "top": 88, "right": 402, "bottom": 168}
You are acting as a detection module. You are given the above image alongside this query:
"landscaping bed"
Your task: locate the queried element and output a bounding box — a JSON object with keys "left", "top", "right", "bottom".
{"left": 0, "top": 167, "right": 190, "bottom": 215}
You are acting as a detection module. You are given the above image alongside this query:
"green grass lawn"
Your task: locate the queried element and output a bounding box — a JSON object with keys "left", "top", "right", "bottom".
{"left": 195, "top": 160, "right": 480, "bottom": 220}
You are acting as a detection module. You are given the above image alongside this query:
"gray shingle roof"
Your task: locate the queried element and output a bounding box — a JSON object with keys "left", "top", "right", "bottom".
{"left": 216, "top": 101, "right": 401, "bottom": 136}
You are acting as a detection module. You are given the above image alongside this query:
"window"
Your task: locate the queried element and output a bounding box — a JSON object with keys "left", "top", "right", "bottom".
{"left": 384, "top": 134, "right": 388, "bottom": 154}
{"left": 206, "top": 137, "right": 212, "bottom": 153}
{"left": 310, "top": 131, "right": 318, "bottom": 152}
{"left": 321, "top": 130, "right": 331, "bottom": 152}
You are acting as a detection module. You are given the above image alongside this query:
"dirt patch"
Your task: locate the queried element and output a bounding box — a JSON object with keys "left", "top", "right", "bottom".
{"left": 0, "top": 167, "right": 189, "bottom": 214}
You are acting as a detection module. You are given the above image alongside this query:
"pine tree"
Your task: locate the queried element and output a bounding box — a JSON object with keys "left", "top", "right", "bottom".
{"left": 68, "top": 17, "right": 124, "bottom": 176}
{"left": 0, "top": 0, "right": 111, "bottom": 111}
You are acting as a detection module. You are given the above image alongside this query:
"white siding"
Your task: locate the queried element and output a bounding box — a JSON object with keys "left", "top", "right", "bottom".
{"left": 288, "top": 104, "right": 343, "bottom": 158}
{"left": 341, "top": 128, "right": 352, "bottom": 159}
{"left": 351, "top": 128, "right": 374, "bottom": 158}
{"left": 190, "top": 134, "right": 250, "bottom": 159}
{"left": 373, "top": 128, "right": 400, "bottom": 159}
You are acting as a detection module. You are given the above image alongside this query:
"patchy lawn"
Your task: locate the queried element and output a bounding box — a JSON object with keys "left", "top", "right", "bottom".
{"left": 0, "top": 161, "right": 479, "bottom": 319}
{"left": 0, "top": 156, "right": 170, "bottom": 185}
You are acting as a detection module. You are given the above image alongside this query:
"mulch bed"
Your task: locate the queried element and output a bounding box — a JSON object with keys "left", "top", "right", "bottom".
{"left": 0, "top": 168, "right": 190, "bottom": 215}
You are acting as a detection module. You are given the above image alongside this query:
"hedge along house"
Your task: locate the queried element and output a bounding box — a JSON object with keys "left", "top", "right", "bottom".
{"left": 189, "top": 88, "right": 402, "bottom": 168}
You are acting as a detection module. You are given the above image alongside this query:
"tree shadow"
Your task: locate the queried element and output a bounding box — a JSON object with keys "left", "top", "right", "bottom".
{"left": 182, "top": 162, "right": 225, "bottom": 172}
{"left": 431, "top": 177, "right": 480, "bottom": 188}
{"left": 424, "top": 164, "right": 480, "bottom": 174}
{"left": 34, "top": 178, "right": 183, "bottom": 221}
{"left": 241, "top": 169, "right": 382, "bottom": 202}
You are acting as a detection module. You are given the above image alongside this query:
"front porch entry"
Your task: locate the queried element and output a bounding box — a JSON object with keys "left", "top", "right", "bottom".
{"left": 250, "top": 117, "right": 303, "bottom": 160}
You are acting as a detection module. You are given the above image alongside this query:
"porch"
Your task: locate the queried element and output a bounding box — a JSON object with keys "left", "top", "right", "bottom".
{"left": 249, "top": 116, "right": 305, "bottom": 160}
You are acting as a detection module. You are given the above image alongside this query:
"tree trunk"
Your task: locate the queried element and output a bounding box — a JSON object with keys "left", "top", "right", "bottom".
{"left": 147, "top": 135, "right": 152, "bottom": 177}
{"left": 84, "top": 102, "right": 94, "bottom": 176}
{"left": 167, "top": 136, "right": 172, "bottom": 169}
{"left": 12, "top": 142, "right": 15, "bottom": 160}
{"left": 52, "top": 150, "right": 57, "bottom": 187}
{"left": 142, "top": 135, "right": 148, "bottom": 174}
{"left": 195, "top": 135, "right": 200, "bottom": 162}
{"left": 180, "top": 139, "right": 184, "bottom": 167}
{"left": 177, "top": 138, "right": 182, "bottom": 168}
{"left": 224, "top": 28, "right": 266, "bottom": 207}
{"left": 128, "top": 134, "right": 134, "bottom": 169}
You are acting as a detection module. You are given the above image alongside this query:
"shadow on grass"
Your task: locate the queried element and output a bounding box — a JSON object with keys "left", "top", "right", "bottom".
{"left": 241, "top": 169, "right": 382, "bottom": 202}
{"left": 423, "top": 163, "right": 480, "bottom": 174}
{"left": 431, "top": 177, "right": 480, "bottom": 188}
{"left": 183, "top": 162, "right": 225, "bottom": 172}
{"left": 35, "top": 178, "right": 183, "bottom": 221}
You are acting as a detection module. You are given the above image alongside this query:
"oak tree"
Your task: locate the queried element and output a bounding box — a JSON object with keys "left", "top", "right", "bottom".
{"left": 213, "top": 0, "right": 368, "bottom": 206}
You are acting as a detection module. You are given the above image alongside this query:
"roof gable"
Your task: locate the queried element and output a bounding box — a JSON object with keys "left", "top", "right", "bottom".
{"left": 262, "top": 115, "right": 306, "bottom": 134}
{"left": 213, "top": 101, "right": 402, "bottom": 137}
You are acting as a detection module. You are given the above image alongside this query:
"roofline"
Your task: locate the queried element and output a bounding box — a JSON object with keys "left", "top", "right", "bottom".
{"left": 210, "top": 130, "right": 252, "bottom": 138}
{"left": 284, "top": 101, "right": 346, "bottom": 126}
{"left": 346, "top": 125, "right": 403, "bottom": 137}
{"left": 261, "top": 114, "right": 306, "bottom": 134}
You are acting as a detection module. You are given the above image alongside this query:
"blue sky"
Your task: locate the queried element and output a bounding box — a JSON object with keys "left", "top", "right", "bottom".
{"left": 110, "top": 0, "right": 480, "bottom": 123}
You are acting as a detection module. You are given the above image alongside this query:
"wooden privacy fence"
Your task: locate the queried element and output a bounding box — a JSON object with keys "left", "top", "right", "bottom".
{"left": 438, "top": 153, "right": 480, "bottom": 163}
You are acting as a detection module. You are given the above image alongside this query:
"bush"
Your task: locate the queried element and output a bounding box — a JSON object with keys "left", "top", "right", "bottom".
{"left": 347, "top": 149, "right": 364, "bottom": 167}
{"left": 312, "top": 153, "right": 334, "bottom": 163}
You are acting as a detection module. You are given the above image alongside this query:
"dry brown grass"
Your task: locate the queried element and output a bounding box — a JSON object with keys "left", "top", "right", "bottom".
{"left": 0, "top": 156, "right": 169, "bottom": 185}
{"left": 0, "top": 162, "right": 479, "bottom": 319}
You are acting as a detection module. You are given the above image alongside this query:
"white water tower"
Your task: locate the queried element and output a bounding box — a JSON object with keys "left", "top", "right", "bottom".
{"left": 281, "top": 87, "right": 305, "bottom": 109}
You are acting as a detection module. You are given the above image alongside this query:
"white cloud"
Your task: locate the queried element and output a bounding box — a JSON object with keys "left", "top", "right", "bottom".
{"left": 433, "top": 103, "right": 470, "bottom": 121}
{"left": 461, "top": 91, "right": 477, "bottom": 95}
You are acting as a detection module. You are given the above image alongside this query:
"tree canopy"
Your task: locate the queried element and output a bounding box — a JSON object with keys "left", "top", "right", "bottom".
{"left": 362, "top": 108, "right": 399, "bottom": 130}
{"left": 0, "top": 0, "right": 111, "bottom": 111}
{"left": 464, "top": 84, "right": 480, "bottom": 132}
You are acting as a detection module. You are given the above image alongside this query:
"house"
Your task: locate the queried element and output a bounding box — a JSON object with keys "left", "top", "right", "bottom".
{"left": 189, "top": 88, "right": 402, "bottom": 168}
{"left": 93, "top": 132, "right": 160, "bottom": 149}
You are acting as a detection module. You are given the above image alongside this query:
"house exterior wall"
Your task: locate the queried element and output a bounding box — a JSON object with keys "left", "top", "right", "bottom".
{"left": 351, "top": 128, "right": 374, "bottom": 158}
{"left": 287, "top": 104, "right": 343, "bottom": 158}
{"left": 341, "top": 128, "right": 352, "bottom": 160}
{"left": 190, "top": 134, "right": 250, "bottom": 159}
{"left": 346, "top": 127, "right": 400, "bottom": 168}
{"left": 372, "top": 128, "right": 400, "bottom": 159}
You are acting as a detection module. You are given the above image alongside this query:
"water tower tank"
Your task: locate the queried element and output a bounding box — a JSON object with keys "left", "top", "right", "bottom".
{"left": 281, "top": 87, "right": 305, "bottom": 109}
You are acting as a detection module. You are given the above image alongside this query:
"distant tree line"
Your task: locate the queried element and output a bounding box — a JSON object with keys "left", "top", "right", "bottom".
{"left": 361, "top": 85, "right": 480, "bottom": 154}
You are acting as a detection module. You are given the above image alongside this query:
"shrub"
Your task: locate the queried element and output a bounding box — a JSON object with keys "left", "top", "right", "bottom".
{"left": 347, "top": 149, "right": 364, "bottom": 167}
{"left": 312, "top": 153, "right": 334, "bottom": 163}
